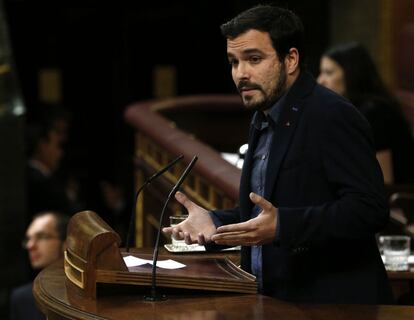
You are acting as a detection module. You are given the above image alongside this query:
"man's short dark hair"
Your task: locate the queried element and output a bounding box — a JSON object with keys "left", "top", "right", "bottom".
{"left": 220, "top": 5, "right": 306, "bottom": 68}
{"left": 33, "top": 211, "right": 70, "bottom": 241}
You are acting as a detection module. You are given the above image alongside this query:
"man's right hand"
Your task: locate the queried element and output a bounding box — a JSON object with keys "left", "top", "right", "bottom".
{"left": 162, "top": 191, "right": 216, "bottom": 245}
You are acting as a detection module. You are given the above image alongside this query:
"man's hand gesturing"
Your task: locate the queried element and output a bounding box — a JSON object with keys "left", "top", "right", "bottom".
{"left": 211, "top": 193, "right": 277, "bottom": 246}
{"left": 162, "top": 192, "right": 216, "bottom": 245}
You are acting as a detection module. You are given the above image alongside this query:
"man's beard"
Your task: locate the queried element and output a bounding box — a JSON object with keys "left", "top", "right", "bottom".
{"left": 238, "top": 64, "right": 287, "bottom": 111}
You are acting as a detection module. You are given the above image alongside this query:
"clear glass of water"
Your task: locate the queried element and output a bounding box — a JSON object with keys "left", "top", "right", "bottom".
{"left": 382, "top": 235, "right": 411, "bottom": 271}
{"left": 169, "top": 215, "right": 188, "bottom": 250}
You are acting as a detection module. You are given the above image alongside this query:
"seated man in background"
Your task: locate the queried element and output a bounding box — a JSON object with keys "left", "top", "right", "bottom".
{"left": 26, "top": 124, "right": 72, "bottom": 220}
{"left": 9, "top": 212, "right": 70, "bottom": 320}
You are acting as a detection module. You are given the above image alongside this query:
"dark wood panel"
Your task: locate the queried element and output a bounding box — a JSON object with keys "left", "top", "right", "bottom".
{"left": 34, "top": 252, "right": 414, "bottom": 320}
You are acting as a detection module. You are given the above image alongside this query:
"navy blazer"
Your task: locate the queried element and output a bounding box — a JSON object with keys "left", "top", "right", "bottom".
{"left": 10, "top": 282, "right": 45, "bottom": 320}
{"left": 211, "top": 72, "right": 393, "bottom": 304}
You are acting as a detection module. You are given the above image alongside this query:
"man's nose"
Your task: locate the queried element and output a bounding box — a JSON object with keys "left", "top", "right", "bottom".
{"left": 317, "top": 74, "right": 324, "bottom": 85}
{"left": 234, "top": 62, "right": 250, "bottom": 81}
{"left": 26, "top": 239, "right": 37, "bottom": 251}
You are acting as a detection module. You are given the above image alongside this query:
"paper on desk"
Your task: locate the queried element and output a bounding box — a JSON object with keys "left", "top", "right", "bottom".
{"left": 123, "top": 255, "right": 151, "bottom": 267}
{"left": 123, "top": 255, "right": 186, "bottom": 269}
{"left": 154, "top": 259, "right": 186, "bottom": 269}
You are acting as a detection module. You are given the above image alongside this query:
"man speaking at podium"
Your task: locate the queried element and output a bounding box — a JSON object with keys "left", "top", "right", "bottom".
{"left": 163, "top": 5, "right": 393, "bottom": 304}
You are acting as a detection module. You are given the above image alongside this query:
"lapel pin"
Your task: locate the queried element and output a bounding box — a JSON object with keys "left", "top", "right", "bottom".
{"left": 292, "top": 106, "right": 298, "bottom": 112}
{"left": 285, "top": 121, "right": 291, "bottom": 127}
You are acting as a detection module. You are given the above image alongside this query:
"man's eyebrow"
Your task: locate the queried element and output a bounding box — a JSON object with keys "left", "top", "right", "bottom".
{"left": 227, "top": 48, "right": 265, "bottom": 58}
{"left": 242, "top": 48, "right": 265, "bottom": 55}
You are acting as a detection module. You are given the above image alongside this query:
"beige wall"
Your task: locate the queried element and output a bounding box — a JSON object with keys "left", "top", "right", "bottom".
{"left": 329, "top": 0, "right": 392, "bottom": 85}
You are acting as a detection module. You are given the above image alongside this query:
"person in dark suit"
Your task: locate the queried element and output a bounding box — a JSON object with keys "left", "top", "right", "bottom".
{"left": 163, "top": 5, "right": 393, "bottom": 304}
{"left": 26, "top": 124, "right": 71, "bottom": 220}
{"left": 10, "top": 212, "right": 69, "bottom": 320}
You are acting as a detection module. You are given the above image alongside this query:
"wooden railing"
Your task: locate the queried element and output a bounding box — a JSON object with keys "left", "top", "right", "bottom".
{"left": 124, "top": 95, "right": 249, "bottom": 247}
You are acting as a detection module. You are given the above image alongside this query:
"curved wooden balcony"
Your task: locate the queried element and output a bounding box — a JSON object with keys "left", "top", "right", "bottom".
{"left": 124, "top": 95, "right": 250, "bottom": 247}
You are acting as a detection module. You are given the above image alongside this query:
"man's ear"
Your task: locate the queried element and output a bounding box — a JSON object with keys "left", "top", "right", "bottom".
{"left": 285, "top": 48, "right": 300, "bottom": 75}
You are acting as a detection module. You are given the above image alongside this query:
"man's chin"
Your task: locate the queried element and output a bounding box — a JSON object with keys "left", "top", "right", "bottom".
{"left": 242, "top": 97, "right": 263, "bottom": 111}
{"left": 31, "top": 263, "right": 43, "bottom": 270}
{"left": 243, "top": 100, "right": 269, "bottom": 111}
{"left": 30, "top": 259, "right": 46, "bottom": 270}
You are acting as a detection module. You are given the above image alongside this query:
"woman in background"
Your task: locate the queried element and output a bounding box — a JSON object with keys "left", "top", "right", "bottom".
{"left": 318, "top": 42, "right": 414, "bottom": 184}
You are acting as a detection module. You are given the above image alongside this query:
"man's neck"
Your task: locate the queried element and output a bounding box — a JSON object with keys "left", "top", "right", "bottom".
{"left": 286, "top": 68, "right": 300, "bottom": 89}
{"left": 263, "top": 69, "right": 300, "bottom": 116}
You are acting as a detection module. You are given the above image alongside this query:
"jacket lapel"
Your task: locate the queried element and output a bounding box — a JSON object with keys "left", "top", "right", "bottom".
{"left": 264, "top": 72, "right": 316, "bottom": 199}
{"left": 239, "top": 124, "right": 260, "bottom": 219}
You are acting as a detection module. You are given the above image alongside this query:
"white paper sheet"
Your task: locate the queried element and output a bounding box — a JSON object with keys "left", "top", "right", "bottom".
{"left": 123, "top": 255, "right": 186, "bottom": 269}
{"left": 123, "top": 255, "right": 151, "bottom": 267}
{"left": 154, "top": 259, "right": 186, "bottom": 269}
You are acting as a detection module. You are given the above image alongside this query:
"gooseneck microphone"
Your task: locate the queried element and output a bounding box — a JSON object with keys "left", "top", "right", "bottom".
{"left": 144, "top": 155, "right": 198, "bottom": 301}
{"left": 125, "top": 155, "right": 184, "bottom": 252}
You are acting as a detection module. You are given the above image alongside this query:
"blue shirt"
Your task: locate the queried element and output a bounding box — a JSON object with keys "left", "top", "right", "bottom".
{"left": 209, "top": 95, "right": 285, "bottom": 290}
{"left": 250, "top": 96, "right": 285, "bottom": 290}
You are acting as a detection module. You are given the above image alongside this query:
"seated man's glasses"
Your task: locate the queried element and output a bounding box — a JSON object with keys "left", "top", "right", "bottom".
{"left": 22, "top": 232, "right": 60, "bottom": 248}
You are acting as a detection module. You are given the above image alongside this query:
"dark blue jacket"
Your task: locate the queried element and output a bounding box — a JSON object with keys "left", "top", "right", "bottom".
{"left": 10, "top": 282, "right": 45, "bottom": 320}
{"left": 211, "top": 72, "right": 393, "bottom": 304}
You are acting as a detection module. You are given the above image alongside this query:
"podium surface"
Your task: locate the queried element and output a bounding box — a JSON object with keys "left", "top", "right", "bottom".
{"left": 34, "top": 254, "right": 414, "bottom": 320}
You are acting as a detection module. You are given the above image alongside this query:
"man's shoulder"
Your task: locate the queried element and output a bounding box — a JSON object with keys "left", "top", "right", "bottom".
{"left": 11, "top": 282, "right": 33, "bottom": 302}
{"left": 307, "top": 83, "right": 363, "bottom": 119}
{"left": 292, "top": 72, "right": 351, "bottom": 108}
{"left": 295, "top": 82, "right": 371, "bottom": 136}
{"left": 27, "top": 164, "right": 48, "bottom": 182}
{"left": 10, "top": 281, "right": 45, "bottom": 320}
{"left": 311, "top": 83, "right": 352, "bottom": 107}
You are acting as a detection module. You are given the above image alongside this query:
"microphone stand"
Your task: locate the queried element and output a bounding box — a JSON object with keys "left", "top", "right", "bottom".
{"left": 125, "top": 155, "right": 183, "bottom": 252}
{"left": 144, "top": 156, "right": 198, "bottom": 301}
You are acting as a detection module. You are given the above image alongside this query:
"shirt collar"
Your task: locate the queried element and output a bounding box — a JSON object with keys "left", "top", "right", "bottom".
{"left": 251, "top": 92, "right": 287, "bottom": 130}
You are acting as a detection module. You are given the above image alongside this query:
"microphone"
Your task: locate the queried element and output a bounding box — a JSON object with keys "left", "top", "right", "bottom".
{"left": 145, "top": 155, "right": 198, "bottom": 301}
{"left": 125, "top": 155, "right": 184, "bottom": 252}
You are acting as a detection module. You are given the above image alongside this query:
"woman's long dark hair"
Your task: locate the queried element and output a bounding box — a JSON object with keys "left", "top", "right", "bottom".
{"left": 324, "top": 42, "right": 398, "bottom": 108}
{"left": 324, "top": 42, "right": 414, "bottom": 184}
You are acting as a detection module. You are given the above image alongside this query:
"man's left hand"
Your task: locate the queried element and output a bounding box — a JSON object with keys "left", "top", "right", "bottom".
{"left": 211, "top": 192, "right": 278, "bottom": 246}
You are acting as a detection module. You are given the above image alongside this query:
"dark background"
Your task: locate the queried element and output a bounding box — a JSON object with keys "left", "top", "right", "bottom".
{"left": 0, "top": 1, "right": 330, "bottom": 317}
{"left": 4, "top": 0, "right": 414, "bottom": 316}
{"left": 4, "top": 0, "right": 329, "bottom": 213}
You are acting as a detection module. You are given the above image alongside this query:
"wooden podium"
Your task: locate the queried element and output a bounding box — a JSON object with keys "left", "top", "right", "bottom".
{"left": 63, "top": 211, "right": 257, "bottom": 299}
{"left": 35, "top": 211, "right": 414, "bottom": 320}
{"left": 37, "top": 211, "right": 414, "bottom": 320}
{"left": 35, "top": 258, "right": 414, "bottom": 319}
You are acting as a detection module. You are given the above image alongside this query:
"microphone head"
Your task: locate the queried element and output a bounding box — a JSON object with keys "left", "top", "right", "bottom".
{"left": 148, "top": 155, "right": 184, "bottom": 183}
